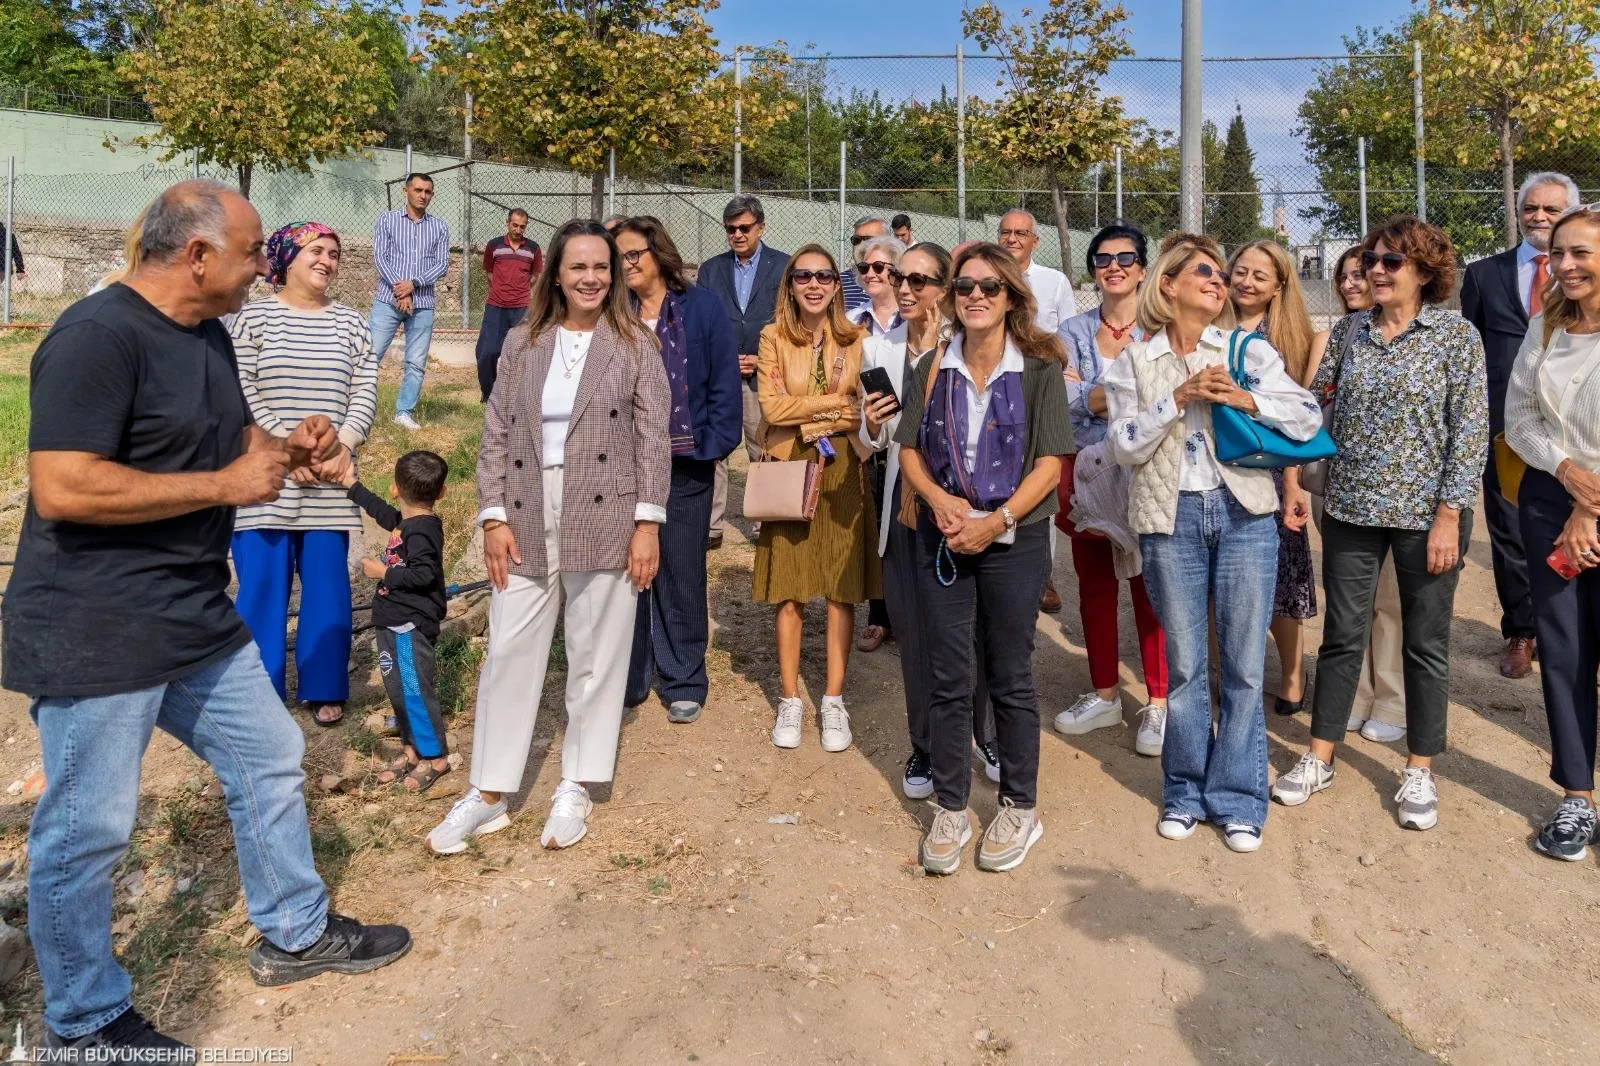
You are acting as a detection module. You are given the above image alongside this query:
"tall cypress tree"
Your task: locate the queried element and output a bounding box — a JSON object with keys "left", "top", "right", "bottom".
{"left": 1215, "top": 105, "right": 1263, "bottom": 250}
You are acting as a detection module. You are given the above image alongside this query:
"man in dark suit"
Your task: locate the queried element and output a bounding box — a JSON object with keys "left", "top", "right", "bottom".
{"left": 698, "top": 194, "right": 790, "bottom": 548}
{"left": 1461, "top": 171, "right": 1579, "bottom": 679}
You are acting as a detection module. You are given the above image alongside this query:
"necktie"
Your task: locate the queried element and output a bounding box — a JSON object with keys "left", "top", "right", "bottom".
{"left": 1530, "top": 253, "right": 1549, "bottom": 316}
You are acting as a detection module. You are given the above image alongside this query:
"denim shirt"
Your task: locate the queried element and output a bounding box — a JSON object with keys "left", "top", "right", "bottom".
{"left": 1059, "top": 308, "right": 1148, "bottom": 446}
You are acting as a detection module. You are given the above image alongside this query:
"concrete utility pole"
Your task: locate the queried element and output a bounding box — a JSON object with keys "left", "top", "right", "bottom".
{"left": 1179, "top": 0, "right": 1204, "bottom": 233}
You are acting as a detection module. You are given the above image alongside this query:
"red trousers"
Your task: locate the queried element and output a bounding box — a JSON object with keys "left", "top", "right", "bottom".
{"left": 1068, "top": 533, "right": 1169, "bottom": 698}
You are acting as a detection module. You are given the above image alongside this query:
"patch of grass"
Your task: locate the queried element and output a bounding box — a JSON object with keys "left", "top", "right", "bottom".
{"left": 347, "top": 725, "right": 380, "bottom": 757}
{"left": 435, "top": 629, "right": 484, "bottom": 719}
{"left": 647, "top": 876, "right": 670, "bottom": 896}
{"left": 0, "top": 370, "right": 29, "bottom": 480}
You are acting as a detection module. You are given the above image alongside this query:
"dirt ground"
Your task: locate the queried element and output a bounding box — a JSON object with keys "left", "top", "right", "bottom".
{"left": 0, "top": 362, "right": 1593, "bottom": 1064}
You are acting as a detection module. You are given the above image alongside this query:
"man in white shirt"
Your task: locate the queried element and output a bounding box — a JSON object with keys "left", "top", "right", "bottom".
{"left": 998, "top": 209, "right": 1074, "bottom": 334}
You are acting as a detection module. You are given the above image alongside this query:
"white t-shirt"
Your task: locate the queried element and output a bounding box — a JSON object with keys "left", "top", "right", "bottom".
{"left": 1023, "top": 261, "right": 1074, "bottom": 333}
{"left": 541, "top": 327, "right": 591, "bottom": 467}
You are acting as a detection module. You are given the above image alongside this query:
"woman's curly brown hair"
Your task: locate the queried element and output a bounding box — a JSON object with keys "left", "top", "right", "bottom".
{"left": 1361, "top": 215, "right": 1458, "bottom": 306}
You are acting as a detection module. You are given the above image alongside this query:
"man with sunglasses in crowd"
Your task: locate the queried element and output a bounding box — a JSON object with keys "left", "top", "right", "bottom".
{"left": 699, "top": 194, "right": 791, "bottom": 549}
{"left": 1461, "top": 171, "right": 1581, "bottom": 680}
{"left": 842, "top": 217, "right": 888, "bottom": 312}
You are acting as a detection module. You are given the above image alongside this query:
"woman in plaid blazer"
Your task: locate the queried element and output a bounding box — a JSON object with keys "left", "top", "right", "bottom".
{"left": 425, "top": 219, "right": 672, "bottom": 857}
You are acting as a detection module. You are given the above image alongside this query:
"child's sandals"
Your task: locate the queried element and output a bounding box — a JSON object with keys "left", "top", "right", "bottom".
{"left": 401, "top": 760, "right": 450, "bottom": 793}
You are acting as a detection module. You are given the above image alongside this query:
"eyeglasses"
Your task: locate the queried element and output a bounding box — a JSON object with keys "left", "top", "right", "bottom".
{"left": 620, "top": 249, "right": 648, "bottom": 266}
{"left": 1092, "top": 251, "right": 1141, "bottom": 270}
{"left": 857, "top": 260, "right": 898, "bottom": 279}
{"left": 725, "top": 223, "right": 758, "bottom": 236}
{"left": 1184, "top": 262, "right": 1220, "bottom": 280}
{"left": 998, "top": 228, "right": 1034, "bottom": 240}
{"left": 791, "top": 269, "right": 838, "bottom": 286}
{"left": 1338, "top": 270, "right": 1366, "bottom": 285}
{"left": 1360, "top": 250, "right": 1408, "bottom": 272}
{"left": 952, "top": 276, "right": 1005, "bottom": 298}
{"left": 898, "top": 271, "right": 944, "bottom": 292}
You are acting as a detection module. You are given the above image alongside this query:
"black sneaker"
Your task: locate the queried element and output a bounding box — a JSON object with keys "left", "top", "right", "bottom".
{"left": 1535, "top": 796, "right": 1599, "bottom": 862}
{"left": 45, "top": 1006, "right": 194, "bottom": 1061}
{"left": 973, "top": 740, "right": 1001, "bottom": 784}
{"left": 902, "top": 749, "right": 933, "bottom": 800}
{"left": 249, "top": 913, "right": 412, "bottom": 987}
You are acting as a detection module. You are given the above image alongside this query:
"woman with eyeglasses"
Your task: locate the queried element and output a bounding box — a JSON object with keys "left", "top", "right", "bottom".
{"left": 1310, "top": 247, "right": 1408, "bottom": 744}
{"left": 615, "top": 216, "right": 743, "bottom": 725}
{"left": 755, "top": 245, "right": 880, "bottom": 753}
{"left": 1104, "top": 233, "right": 1321, "bottom": 853}
{"left": 896, "top": 243, "right": 1074, "bottom": 875}
{"left": 851, "top": 233, "right": 909, "bottom": 653}
{"left": 1226, "top": 240, "right": 1320, "bottom": 719}
{"left": 1506, "top": 204, "right": 1600, "bottom": 860}
{"left": 1274, "top": 216, "right": 1487, "bottom": 833}
{"left": 1051, "top": 224, "right": 1169, "bottom": 759}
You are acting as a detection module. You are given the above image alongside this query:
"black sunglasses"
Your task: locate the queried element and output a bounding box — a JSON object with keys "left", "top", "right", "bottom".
{"left": 1360, "top": 250, "right": 1408, "bottom": 272}
{"left": 898, "top": 271, "right": 943, "bottom": 292}
{"left": 792, "top": 269, "right": 838, "bottom": 286}
{"left": 857, "top": 260, "right": 898, "bottom": 279}
{"left": 1092, "top": 251, "right": 1141, "bottom": 270}
{"left": 725, "top": 223, "right": 757, "bottom": 235}
{"left": 1186, "top": 261, "right": 1220, "bottom": 280}
{"left": 952, "top": 276, "right": 1005, "bottom": 298}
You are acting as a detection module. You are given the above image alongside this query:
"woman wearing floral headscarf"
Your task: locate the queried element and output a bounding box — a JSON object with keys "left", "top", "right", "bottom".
{"left": 230, "top": 221, "right": 379, "bottom": 727}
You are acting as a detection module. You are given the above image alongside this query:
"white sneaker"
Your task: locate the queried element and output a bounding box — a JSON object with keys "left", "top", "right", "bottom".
{"left": 772, "top": 697, "right": 803, "bottom": 749}
{"left": 1395, "top": 766, "right": 1438, "bottom": 831}
{"left": 1053, "top": 692, "right": 1122, "bottom": 735}
{"left": 540, "top": 780, "right": 592, "bottom": 849}
{"left": 1271, "top": 751, "right": 1335, "bottom": 807}
{"left": 1134, "top": 704, "right": 1166, "bottom": 757}
{"left": 426, "top": 787, "right": 510, "bottom": 855}
{"left": 1157, "top": 811, "right": 1200, "bottom": 840}
{"left": 1360, "top": 720, "right": 1407, "bottom": 744}
{"left": 393, "top": 412, "right": 422, "bottom": 431}
{"left": 1223, "top": 824, "right": 1263, "bottom": 853}
{"left": 818, "top": 695, "right": 852, "bottom": 752}
{"left": 1346, "top": 714, "right": 1369, "bottom": 732}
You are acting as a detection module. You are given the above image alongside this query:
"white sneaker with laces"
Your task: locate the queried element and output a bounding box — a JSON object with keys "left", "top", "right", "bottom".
{"left": 772, "top": 697, "right": 804, "bottom": 749}
{"left": 1395, "top": 766, "right": 1438, "bottom": 831}
{"left": 1360, "top": 720, "right": 1406, "bottom": 744}
{"left": 541, "top": 780, "right": 592, "bottom": 849}
{"left": 1272, "top": 751, "right": 1334, "bottom": 807}
{"left": 1053, "top": 692, "right": 1122, "bottom": 735}
{"left": 1223, "top": 823, "right": 1263, "bottom": 853}
{"left": 819, "top": 695, "right": 852, "bottom": 752}
{"left": 1134, "top": 704, "right": 1166, "bottom": 757}
{"left": 426, "top": 787, "right": 510, "bottom": 855}
{"left": 393, "top": 412, "right": 421, "bottom": 431}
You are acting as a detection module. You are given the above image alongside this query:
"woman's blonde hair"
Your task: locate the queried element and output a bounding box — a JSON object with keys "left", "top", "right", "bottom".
{"left": 774, "top": 244, "right": 863, "bottom": 348}
{"left": 102, "top": 207, "right": 148, "bottom": 287}
{"left": 950, "top": 242, "right": 1067, "bottom": 365}
{"left": 1543, "top": 207, "right": 1600, "bottom": 345}
{"left": 1137, "top": 232, "right": 1235, "bottom": 336}
{"left": 526, "top": 219, "right": 653, "bottom": 346}
{"left": 1227, "top": 239, "right": 1315, "bottom": 382}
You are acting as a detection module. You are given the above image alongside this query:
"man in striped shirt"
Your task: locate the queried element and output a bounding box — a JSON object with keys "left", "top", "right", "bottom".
{"left": 371, "top": 173, "right": 450, "bottom": 430}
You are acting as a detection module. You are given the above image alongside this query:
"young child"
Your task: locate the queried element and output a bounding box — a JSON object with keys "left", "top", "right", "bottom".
{"left": 340, "top": 450, "right": 451, "bottom": 792}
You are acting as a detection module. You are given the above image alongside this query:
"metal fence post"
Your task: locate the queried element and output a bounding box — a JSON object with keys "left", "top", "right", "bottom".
{"left": 838, "top": 141, "right": 847, "bottom": 260}
{"left": 1357, "top": 135, "right": 1369, "bottom": 236}
{"left": 607, "top": 148, "right": 616, "bottom": 218}
{"left": 956, "top": 43, "right": 967, "bottom": 243}
{"left": 733, "top": 49, "right": 743, "bottom": 195}
{"left": 3, "top": 156, "right": 12, "bottom": 327}
{"left": 1413, "top": 41, "right": 1426, "bottom": 221}
{"left": 1179, "top": 0, "right": 1204, "bottom": 233}
{"left": 462, "top": 92, "right": 473, "bottom": 330}
{"left": 404, "top": 144, "right": 413, "bottom": 178}
{"left": 1115, "top": 145, "right": 1124, "bottom": 221}
{"left": 805, "top": 77, "right": 813, "bottom": 200}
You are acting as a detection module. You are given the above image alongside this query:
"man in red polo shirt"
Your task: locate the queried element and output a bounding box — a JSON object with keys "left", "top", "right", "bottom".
{"left": 476, "top": 208, "right": 542, "bottom": 401}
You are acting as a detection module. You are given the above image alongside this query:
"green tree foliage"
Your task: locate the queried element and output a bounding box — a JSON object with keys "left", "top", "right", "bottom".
{"left": 119, "top": 0, "right": 392, "bottom": 197}
{"left": 1212, "top": 106, "right": 1265, "bottom": 250}
{"left": 0, "top": 0, "right": 127, "bottom": 97}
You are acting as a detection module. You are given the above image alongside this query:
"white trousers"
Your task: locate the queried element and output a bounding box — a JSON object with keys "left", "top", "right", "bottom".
{"left": 470, "top": 466, "right": 639, "bottom": 792}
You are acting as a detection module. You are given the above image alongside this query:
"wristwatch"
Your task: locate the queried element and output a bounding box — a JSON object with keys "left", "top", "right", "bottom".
{"left": 1000, "top": 505, "right": 1017, "bottom": 533}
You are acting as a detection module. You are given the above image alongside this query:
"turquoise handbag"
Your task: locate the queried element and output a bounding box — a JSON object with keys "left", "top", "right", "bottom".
{"left": 1210, "top": 329, "right": 1337, "bottom": 469}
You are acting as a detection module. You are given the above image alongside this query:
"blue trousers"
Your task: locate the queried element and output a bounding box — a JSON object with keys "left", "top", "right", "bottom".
{"left": 231, "top": 529, "right": 352, "bottom": 703}
{"left": 476, "top": 303, "right": 527, "bottom": 401}
{"left": 627, "top": 458, "right": 716, "bottom": 707}
{"left": 370, "top": 300, "right": 436, "bottom": 417}
{"left": 1141, "top": 489, "right": 1278, "bottom": 829}
{"left": 29, "top": 644, "right": 328, "bottom": 1037}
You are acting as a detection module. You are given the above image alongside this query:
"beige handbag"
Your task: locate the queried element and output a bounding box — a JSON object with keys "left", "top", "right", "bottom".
{"left": 743, "top": 344, "right": 845, "bottom": 523}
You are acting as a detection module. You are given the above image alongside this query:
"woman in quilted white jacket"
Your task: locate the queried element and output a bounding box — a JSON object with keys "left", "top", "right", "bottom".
{"left": 1104, "top": 233, "right": 1320, "bottom": 855}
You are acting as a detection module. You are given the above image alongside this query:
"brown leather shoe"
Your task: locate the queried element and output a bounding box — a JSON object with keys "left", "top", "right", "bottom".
{"left": 1039, "top": 580, "right": 1062, "bottom": 614}
{"left": 1500, "top": 637, "right": 1535, "bottom": 679}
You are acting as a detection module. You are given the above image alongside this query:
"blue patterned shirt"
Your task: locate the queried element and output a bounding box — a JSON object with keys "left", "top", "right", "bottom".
{"left": 373, "top": 210, "right": 451, "bottom": 310}
{"left": 1059, "top": 308, "right": 1148, "bottom": 446}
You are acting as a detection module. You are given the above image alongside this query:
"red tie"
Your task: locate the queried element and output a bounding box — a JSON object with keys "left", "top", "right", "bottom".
{"left": 1531, "top": 254, "right": 1549, "bottom": 316}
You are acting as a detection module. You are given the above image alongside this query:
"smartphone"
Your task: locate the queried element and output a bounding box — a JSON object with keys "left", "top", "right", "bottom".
{"left": 859, "top": 366, "right": 901, "bottom": 414}
{"left": 1549, "top": 547, "right": 1581, "bottom": 581}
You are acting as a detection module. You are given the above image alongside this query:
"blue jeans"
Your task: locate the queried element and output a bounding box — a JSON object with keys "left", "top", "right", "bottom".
{"left": 1140, "top": 488, "right": 1278, "bottom": 829}
{"left": 370, "top": 299, "right": 436, "bottom": 417}
{"left": 28, "top": 644, "right": 328, "bottom": 1038}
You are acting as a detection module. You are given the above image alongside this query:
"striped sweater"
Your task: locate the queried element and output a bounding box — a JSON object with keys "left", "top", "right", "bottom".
{"left": 231, "top": 297, "right": 380, "bottom": 532}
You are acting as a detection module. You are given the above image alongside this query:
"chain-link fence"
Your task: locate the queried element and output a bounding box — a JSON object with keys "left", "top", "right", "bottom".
{"left": 5, "top": 48, "right": 1600, "bottom": 328}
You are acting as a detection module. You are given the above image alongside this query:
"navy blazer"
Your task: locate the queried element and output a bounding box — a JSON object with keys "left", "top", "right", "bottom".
{"left": 659, "top": 284, "right": 744, "bottom": 463}
{"left": 698, "top": 244, "right": 791, "bottom": 364}
{"left": 1460, "top": 246, "right": 1526, "bottom": 436}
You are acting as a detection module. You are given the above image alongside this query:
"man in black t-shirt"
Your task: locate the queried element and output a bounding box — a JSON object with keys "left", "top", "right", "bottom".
{"left": 4, "top": 181, "right": 412, "bottom": 1057}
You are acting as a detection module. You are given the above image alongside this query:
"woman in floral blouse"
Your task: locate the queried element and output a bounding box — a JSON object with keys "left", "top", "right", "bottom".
{"left": 1273, "top": 215, "right": 1488, "bottom": 833}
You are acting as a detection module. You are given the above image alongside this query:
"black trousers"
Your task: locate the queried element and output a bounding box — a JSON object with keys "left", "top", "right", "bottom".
{"left": 1520, "top": 468, "right": 1600, "bottom": 791}
{"left": 915, "top": 516, "right": 1048, "bottom": 811}
{"left": 476, "top": 304, "right": 527, "bottom": 401}
{"left": 865, "top": 453, "right": 891, "bottom": 629}
{"left": 1483, "top": 455, "right": 1536, "bottom": 639}
{"left": 376, "top": 627, "right": 447, "bottom": 760}
{"left": 1310, "top": 511, "right": 1473, "bottom": 758}
{"left": 626, "top": 457, "right": 716, "bottom": 707}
